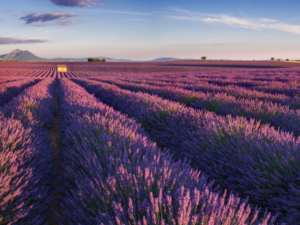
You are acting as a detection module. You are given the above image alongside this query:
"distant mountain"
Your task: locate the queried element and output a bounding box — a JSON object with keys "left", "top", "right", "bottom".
{"left": 0, "top": 49, "right": 46, "bottom": 61}
{"left": 0, "top": 49, "right": 137, "bottom": 62}
{"left": 0, "top": 53, "right": 8, "bottom": 58}
{"left": 0, "top": 49, "right": 200, "bottom": 62}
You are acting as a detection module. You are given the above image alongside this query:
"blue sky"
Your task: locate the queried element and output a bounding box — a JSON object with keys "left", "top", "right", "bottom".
{"left": 1, "top": 0, "right": 300, "bottom": 60}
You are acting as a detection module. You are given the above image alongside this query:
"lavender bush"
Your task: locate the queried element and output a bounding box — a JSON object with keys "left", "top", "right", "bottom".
{"left": 0, "top": 77, "right": 23, "bottom": 84}
{"left": 57, "top": 78, "right": 276, "bottom": 224}
{"left": 199, "top": 79, "right": 300, "bottom": 97}
{"left": 2, "top": 78, "right": 56, "bottom": 129}
{"left": 0, "top": 78, "right": 56, "bottom": 224}
{"left": 73, "top": 78, "right": 300, "bottom": 223}
{"left": 104, "top": 77, "right": 300, "bottom": 110}
{"left": 90, "top": 78, "right": 300, "bottom": 137}
{"left": 0, "top": 78, "right": 40, "bottom": 106}
{"left": 0, "top": 117, "right": 45, "bottom": 224}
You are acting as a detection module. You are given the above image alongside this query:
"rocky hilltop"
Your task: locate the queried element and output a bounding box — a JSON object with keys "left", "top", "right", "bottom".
{"left": 0, "top": 49, "right": 46, "bottom": 61}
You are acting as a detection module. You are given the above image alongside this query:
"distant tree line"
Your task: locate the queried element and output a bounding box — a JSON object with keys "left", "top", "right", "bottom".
{"left": 271, "top": 57, "right": 290, "bottom": 61}
{"left": 88, "top": 58, "right": 106, "bottom": 62}
{"left": 0, "top": 60, "right": 50, "bottom": 62}
{"left": 0, "top": 60, "right": 19, "bottom": 62}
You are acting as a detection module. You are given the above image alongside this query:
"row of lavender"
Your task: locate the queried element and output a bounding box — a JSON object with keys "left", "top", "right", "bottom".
{"left": 92, "top": 77, "right": 300, "bottom": 136}
{"left": 2, "top": 61, "right": 300, "bottom": 79}
{"left": 73, "top": 78, "right": 300, "bottom": 224}
{"left": 3, "top": 62, "right": 300, "bottom": 84}
{"left": 0, "top": 71, "right": 99, "bottom": 78}
{"left": 0, "top": 79, "right": 56, "bottom": 224}
{"left": 4, "top": 70, "right": 289, "bottom": 105}
{"left": 108, "top": 75, "right": 300, "bottom": 121}
{"left": 0, "top": 78, "right": 41, "bottom": 106}
{"left": 0, "top": 77, "right": 278, "bottom": 224}
{"left": 111, "top": 73, "right": 300, "bottom": 110}
{"left": 117, "top": 74, "right": 300, "bottom": 97}
{"left": 0, "top": 71, "right": 89, "bottom": 78}
{"left": 56, "top": 78, "right": 276, "bottom": 224}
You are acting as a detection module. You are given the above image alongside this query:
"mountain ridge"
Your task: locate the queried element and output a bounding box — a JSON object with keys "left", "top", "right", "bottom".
{"left": 0, "top": 49, "right": 199, "bottom": 62}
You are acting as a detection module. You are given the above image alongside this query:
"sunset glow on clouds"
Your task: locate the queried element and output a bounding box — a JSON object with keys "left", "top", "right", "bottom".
{"left": 169, "top": 9, "right": 300, "bottom": 35}
{"left": 0, "top": 37, "right": 47, "bottom": 45}
{"left": 50, "top": 0, "right": 99, "bottom": 7}
{"left": 0, "top": 0, "right": 300, "bottom": 60}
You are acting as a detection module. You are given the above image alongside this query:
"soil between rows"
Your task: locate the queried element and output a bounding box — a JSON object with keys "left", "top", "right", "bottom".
{"left": 46, "top": 81, "right": 62, "bottom": 225}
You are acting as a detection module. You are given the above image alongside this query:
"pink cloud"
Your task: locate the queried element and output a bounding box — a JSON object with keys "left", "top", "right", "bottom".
{"left": 57, "top": 20, "right": 75, "bottom": 26}
{"left": 50, "top": 0, "right": 99, "bottom": 7}
{"left": 0, "top": 37, "right": 47, "bottom": 44}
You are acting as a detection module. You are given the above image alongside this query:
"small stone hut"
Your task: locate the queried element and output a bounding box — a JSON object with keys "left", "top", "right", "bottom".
{"left": 57, "top": 65, "right": 67, "bottom": 72}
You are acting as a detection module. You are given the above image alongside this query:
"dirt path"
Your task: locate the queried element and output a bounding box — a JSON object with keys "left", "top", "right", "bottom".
{"left": 47, "top": 81, "right": 62, "bottom": 224}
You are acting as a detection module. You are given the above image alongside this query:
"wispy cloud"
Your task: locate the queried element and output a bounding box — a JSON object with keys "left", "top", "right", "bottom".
{"left": 20, "top": 12, "right": 83, "bottom": 24}
{"left": 5, "top": 9, "right": 14, "bottom": 12}
{"left": 169, "top": 9, "right": 300, "bottom": 35}
{"left": 51, "top": 0, "right": 99, "bottom": 7}
{"left": 126, "top": 18, "right": 149, "bottom": 22}
{"left": 27, "top": 24, "right": 51, "bottom": 27}
{"left": 0, "top": 37, "right": 47, "bottom": 44}
{"left": 38, "top": 28, "right": 60, "bottom": 34}
{"left": 104, "top": 10, "right": 152, "bottom": 16}
{"left": 57, "top": 20, "right": 75, "bottom": 25}
{"left": 0, "top": 18, "right": 4, "bottom": 21}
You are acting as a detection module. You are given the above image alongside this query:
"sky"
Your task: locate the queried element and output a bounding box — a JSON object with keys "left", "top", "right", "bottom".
{"left": 1, "top": 0, "right": 300, "bottom": 60}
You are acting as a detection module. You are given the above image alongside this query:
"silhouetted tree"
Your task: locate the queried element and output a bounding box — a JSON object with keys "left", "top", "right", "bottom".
{"left": 88, "top": 58, "right": 106, "bottom": 62}
{"left": 271, "top": 57, "right": 274, "bottom": 61}
{"left": 201, "top": 56, "right": 206, "bottom": 61}
{"left": 286, "top": 59, "right": 289, "bottom": 61}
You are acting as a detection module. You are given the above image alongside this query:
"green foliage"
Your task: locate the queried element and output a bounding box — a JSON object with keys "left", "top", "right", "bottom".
{"left": 201, "top": 56, "right": 206, "bottom": 61}
{"left": 5, "top": 141, "right": 15, "bottom": 149}
{"left": 207, "top": 100, "right": 221, "bottom": 112}
{"left": 0, "top": 60, "right": 19, "bottom": 62}
{"left": 88, "top": 58, "right": 106, "bottom": 62}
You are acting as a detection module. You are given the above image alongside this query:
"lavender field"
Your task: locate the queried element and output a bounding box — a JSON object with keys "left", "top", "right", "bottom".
{"left": 1, "top": 61, "right": 300, "bottom": 224}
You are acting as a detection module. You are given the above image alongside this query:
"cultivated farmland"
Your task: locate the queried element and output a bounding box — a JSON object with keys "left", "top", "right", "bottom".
{"left": 0, "top": 61, "right": 300, "bottom": 224}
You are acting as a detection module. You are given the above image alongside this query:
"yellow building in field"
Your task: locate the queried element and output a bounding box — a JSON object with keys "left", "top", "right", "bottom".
{"left": 57, "top": 65, "right": 67, "bottom": 72}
